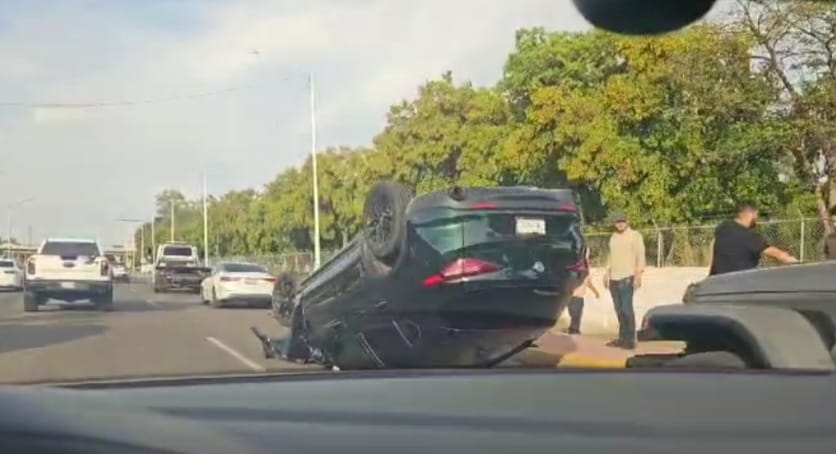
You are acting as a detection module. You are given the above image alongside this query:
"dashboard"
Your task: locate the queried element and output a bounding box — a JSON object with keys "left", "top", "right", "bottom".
{"left": 1, "top": 369, "right": 835, "bottom": 453}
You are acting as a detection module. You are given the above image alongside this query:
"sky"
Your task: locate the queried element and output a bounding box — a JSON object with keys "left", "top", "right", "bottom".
{"left": 0, "top": 0, "right": 730, "bottom": 247}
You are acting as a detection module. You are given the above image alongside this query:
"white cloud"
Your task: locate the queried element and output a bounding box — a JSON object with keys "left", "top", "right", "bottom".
{"left": 0, "top": 0, "right": 591, "bottom": 245}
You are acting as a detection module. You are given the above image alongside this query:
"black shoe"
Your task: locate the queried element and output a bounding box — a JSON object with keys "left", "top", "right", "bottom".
{"left": 605, "top": 339, "right": 623, "bottom": 348}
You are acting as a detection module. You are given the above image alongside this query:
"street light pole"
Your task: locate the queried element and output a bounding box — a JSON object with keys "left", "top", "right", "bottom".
{"left": 310, "top": 71, "right": 321, "bottom": 270}
{"left": 170, "top": 199, "right": 175, "bottom": 242}
{"left": 6, "top": 215, "right": 10, "bottom": 257}
{"left": 150, "top": 213, "right": 156, "bottom": 264}
{"left": 203, "top": 173, "right": 209, "bottom": 267}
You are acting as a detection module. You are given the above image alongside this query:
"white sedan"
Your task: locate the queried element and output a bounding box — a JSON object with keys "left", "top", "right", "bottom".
{"left": 201, "top": 261, "right": 277, "bottom": 308}
{"left": 0, "top": 258, "right": 23, "bottom": 291}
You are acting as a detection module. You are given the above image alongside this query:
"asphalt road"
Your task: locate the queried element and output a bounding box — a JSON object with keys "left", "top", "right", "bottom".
{"left": 0, "top": 279, "right": 317, "bottom": 384}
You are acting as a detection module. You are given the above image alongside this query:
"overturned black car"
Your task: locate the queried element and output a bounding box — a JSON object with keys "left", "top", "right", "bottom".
{"left": 255, "top": 182, "right": 588, "bottom": 369}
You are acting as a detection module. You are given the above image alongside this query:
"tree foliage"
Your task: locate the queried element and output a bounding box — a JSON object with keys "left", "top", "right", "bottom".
{"left": 137, "top": 2, "right": 836, "bottom": 257}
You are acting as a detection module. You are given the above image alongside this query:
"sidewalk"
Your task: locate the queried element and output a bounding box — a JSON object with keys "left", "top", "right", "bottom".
{"left": 507, "top": 328, "right": 684, "bottom": 368}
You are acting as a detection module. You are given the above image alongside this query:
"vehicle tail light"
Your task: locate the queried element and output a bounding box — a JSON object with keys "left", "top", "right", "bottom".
{"left": 566, "top": 259, "right": 587, "bottom": 271}
{"left": 423, "top": 258, "right": 501, "bottom": 287}
{"left": 470, "top": 202, "right": 497, "bottom": 209}
{"left": 558, "top": 204, "right": 577, "bottom": 212}
{"left": 27, "top": 259, "right": 35, "bottom": 275}
{"left": 219, "top": 276, "right": 240, "bottom": 282}
{"left": 263, "top": 277, "right": 277, "bottom": 283}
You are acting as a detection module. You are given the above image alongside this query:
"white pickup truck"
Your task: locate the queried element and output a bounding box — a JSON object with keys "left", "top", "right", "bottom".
{"left": 23, "top": 238, "right": 114, "bottom": 312}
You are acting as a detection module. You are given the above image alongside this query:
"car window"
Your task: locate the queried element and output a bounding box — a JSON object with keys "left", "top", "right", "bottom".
{"left": 41, "top": 241, "right": 100, "bottom": 257}
{"left": 0, "top": 260, "right": 14, "bottom": 268}
{"left": 413, "top": 210, "right": 578, "bottom": 254}
{"left": 162, "top": 246, "right": 193, "bottom": 256}
{"left": 222, "top": 263, "right": 267, "bottom": 273}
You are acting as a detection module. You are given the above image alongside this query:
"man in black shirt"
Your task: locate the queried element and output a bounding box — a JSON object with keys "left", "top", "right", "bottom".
{"left": 709, "top": 202, "right": 799, "bottom": 276}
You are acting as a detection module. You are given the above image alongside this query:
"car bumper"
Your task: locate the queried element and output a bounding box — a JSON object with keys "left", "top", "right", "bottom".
{"left": 0, "top": 275, "right": 22, "bottom": 289}
{"left": 157, "top": 277, "right": 203, "bottom": 290}
{"left": 25, "top": 279, "right": 112, "bottom": 298}
{"left": 218, "top": 294, "right": 273, "bottom": 307}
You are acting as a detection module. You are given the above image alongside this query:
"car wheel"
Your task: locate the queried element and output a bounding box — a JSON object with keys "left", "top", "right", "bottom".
{"left": 362, "top": 181, "right": 411, "bottom": 266}
{"left": 22, "top": 290, "right": 40, "bottom": 312}
{"left": 95, "top": 289, "right": 115, "bottom": 311}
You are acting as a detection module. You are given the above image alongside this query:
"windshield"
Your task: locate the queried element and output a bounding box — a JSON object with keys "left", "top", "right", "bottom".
{"left": 162, "top": 246, "right": 193, "bottom": 257}
{"left": 222, "top": 263, "right": 268, "bottom": 273}
{"left": 0, "top": 1, "right": 832, "bottom": 385}
{"left": 40, "top": 241, "right": 100, "bottom": 257}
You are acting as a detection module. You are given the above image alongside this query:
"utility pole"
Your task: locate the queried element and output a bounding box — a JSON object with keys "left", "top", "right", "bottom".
{"left": 150, "top": 212, "right": 156, "bottom": 264}
{"left": 202, "top": 173, "right": 209, "bottom": 267}
{"left": 139, "top": 224, "right": 145, "bottom": 268}
{"left": 170, "top": 199, "right": 175, "bottom": 242}
{"left": 5, "top": 215, "right": 10, "bottom": 257}
{"left": 310, "top": 71, "right": 321, "bottom": 270}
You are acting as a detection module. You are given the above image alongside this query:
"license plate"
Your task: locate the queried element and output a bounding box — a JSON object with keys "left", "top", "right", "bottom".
{"left": 60, "top": 282, "right": 76, "bottom": 289}
{"left": 516, "top": 217, "right": 546, "bottom": 235}
{"left": 245, "top": 279, "right": 258, "bottom": 285}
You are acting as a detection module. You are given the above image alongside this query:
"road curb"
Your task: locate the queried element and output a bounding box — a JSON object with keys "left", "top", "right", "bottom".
{"left": 556, "top": 352, "right": 627, "bottom": 368}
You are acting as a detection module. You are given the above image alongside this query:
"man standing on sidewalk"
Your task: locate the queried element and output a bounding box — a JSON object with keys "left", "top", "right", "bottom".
{"left": 709, "top": 202, "right": 798, "bottom": 275}
{"left": 603, "top": 212, "right": 645, "bottom": 350}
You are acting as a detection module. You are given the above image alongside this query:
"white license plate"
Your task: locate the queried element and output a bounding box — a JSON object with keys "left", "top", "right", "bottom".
{"left": 516, "top": 217, "right": 546, "bottom": 235}
{"left": 60, "top": 282, "right": 76, "bottom": 289}
{"left": 245, "top": 279, "right": 258, "bottom": 285}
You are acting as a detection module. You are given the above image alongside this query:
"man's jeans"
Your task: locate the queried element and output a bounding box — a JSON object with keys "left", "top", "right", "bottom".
{"left": 609, "top": 277, "right": 636, "bottom": 344}
{"left": 567, "top": 296, "right": 584, "bottom": 334}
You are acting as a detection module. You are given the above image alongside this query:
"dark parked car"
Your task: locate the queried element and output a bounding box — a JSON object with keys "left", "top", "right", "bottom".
{"left": 256, "top": 182, "right": 587, "bottom": 369}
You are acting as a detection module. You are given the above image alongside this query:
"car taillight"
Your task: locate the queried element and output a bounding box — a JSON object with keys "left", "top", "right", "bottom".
{"left": 263, "top": 277, "right": 277, "bottom": 283}
{"left": 27, "top": 260, "right": 35, "bottom": 275}
{"left": 470, "top": 202, "right": 497, "bottom": 209}
{"left": 219, "top": 276, "right": 240, "bottom": 282}
{"left": 566, "top": 259, "right": 587, "bottom": 271}
{"left": 423, "top": 258, "right": 501, "bottom": 287}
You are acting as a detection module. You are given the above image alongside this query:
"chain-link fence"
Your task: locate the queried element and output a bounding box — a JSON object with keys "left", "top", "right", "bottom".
{"left": 217, "top": 251, "right": 337, "bottom": 276}
{"left": 586, "top": 217, "right": 828, "bottom": 268}
{"left": 219, "top": 217, "right": 829, "bottom": 275}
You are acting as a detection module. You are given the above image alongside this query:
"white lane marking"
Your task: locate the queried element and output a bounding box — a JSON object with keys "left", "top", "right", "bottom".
{"left": 145, "top": 299, "right": 161, "bottom": 308}
{"left": 206, "top": 336, "right": 266, "bottom": 372}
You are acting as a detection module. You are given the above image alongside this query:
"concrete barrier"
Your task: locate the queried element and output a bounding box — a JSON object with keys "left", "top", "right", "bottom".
{"left": 555, "top": 266, "right": 709, "bottom": 335}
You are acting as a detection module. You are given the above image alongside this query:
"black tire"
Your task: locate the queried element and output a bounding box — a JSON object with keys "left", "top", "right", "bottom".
{"left": 95, "top": 288, "right": 115, "bottom": 311}
{"left": 22, "top": 290, "right": 40, "bottom": 312}
{"left": 362, "top": 181, "right": 411, "bottom": 265}
{"left": 663, "top": 351, "right": 747, "bottom": 369}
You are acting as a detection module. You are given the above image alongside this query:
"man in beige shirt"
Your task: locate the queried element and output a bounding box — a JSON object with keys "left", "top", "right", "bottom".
{"left": 603, "top": 211, "right": 645, "bottom": 350}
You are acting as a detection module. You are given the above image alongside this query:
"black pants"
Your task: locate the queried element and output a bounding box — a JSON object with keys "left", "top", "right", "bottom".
{"left": 568, "top": 296, "right": 584, "bottom": 334}
{"left": 609, "top": 277, "right": 636, "bottom": 344}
